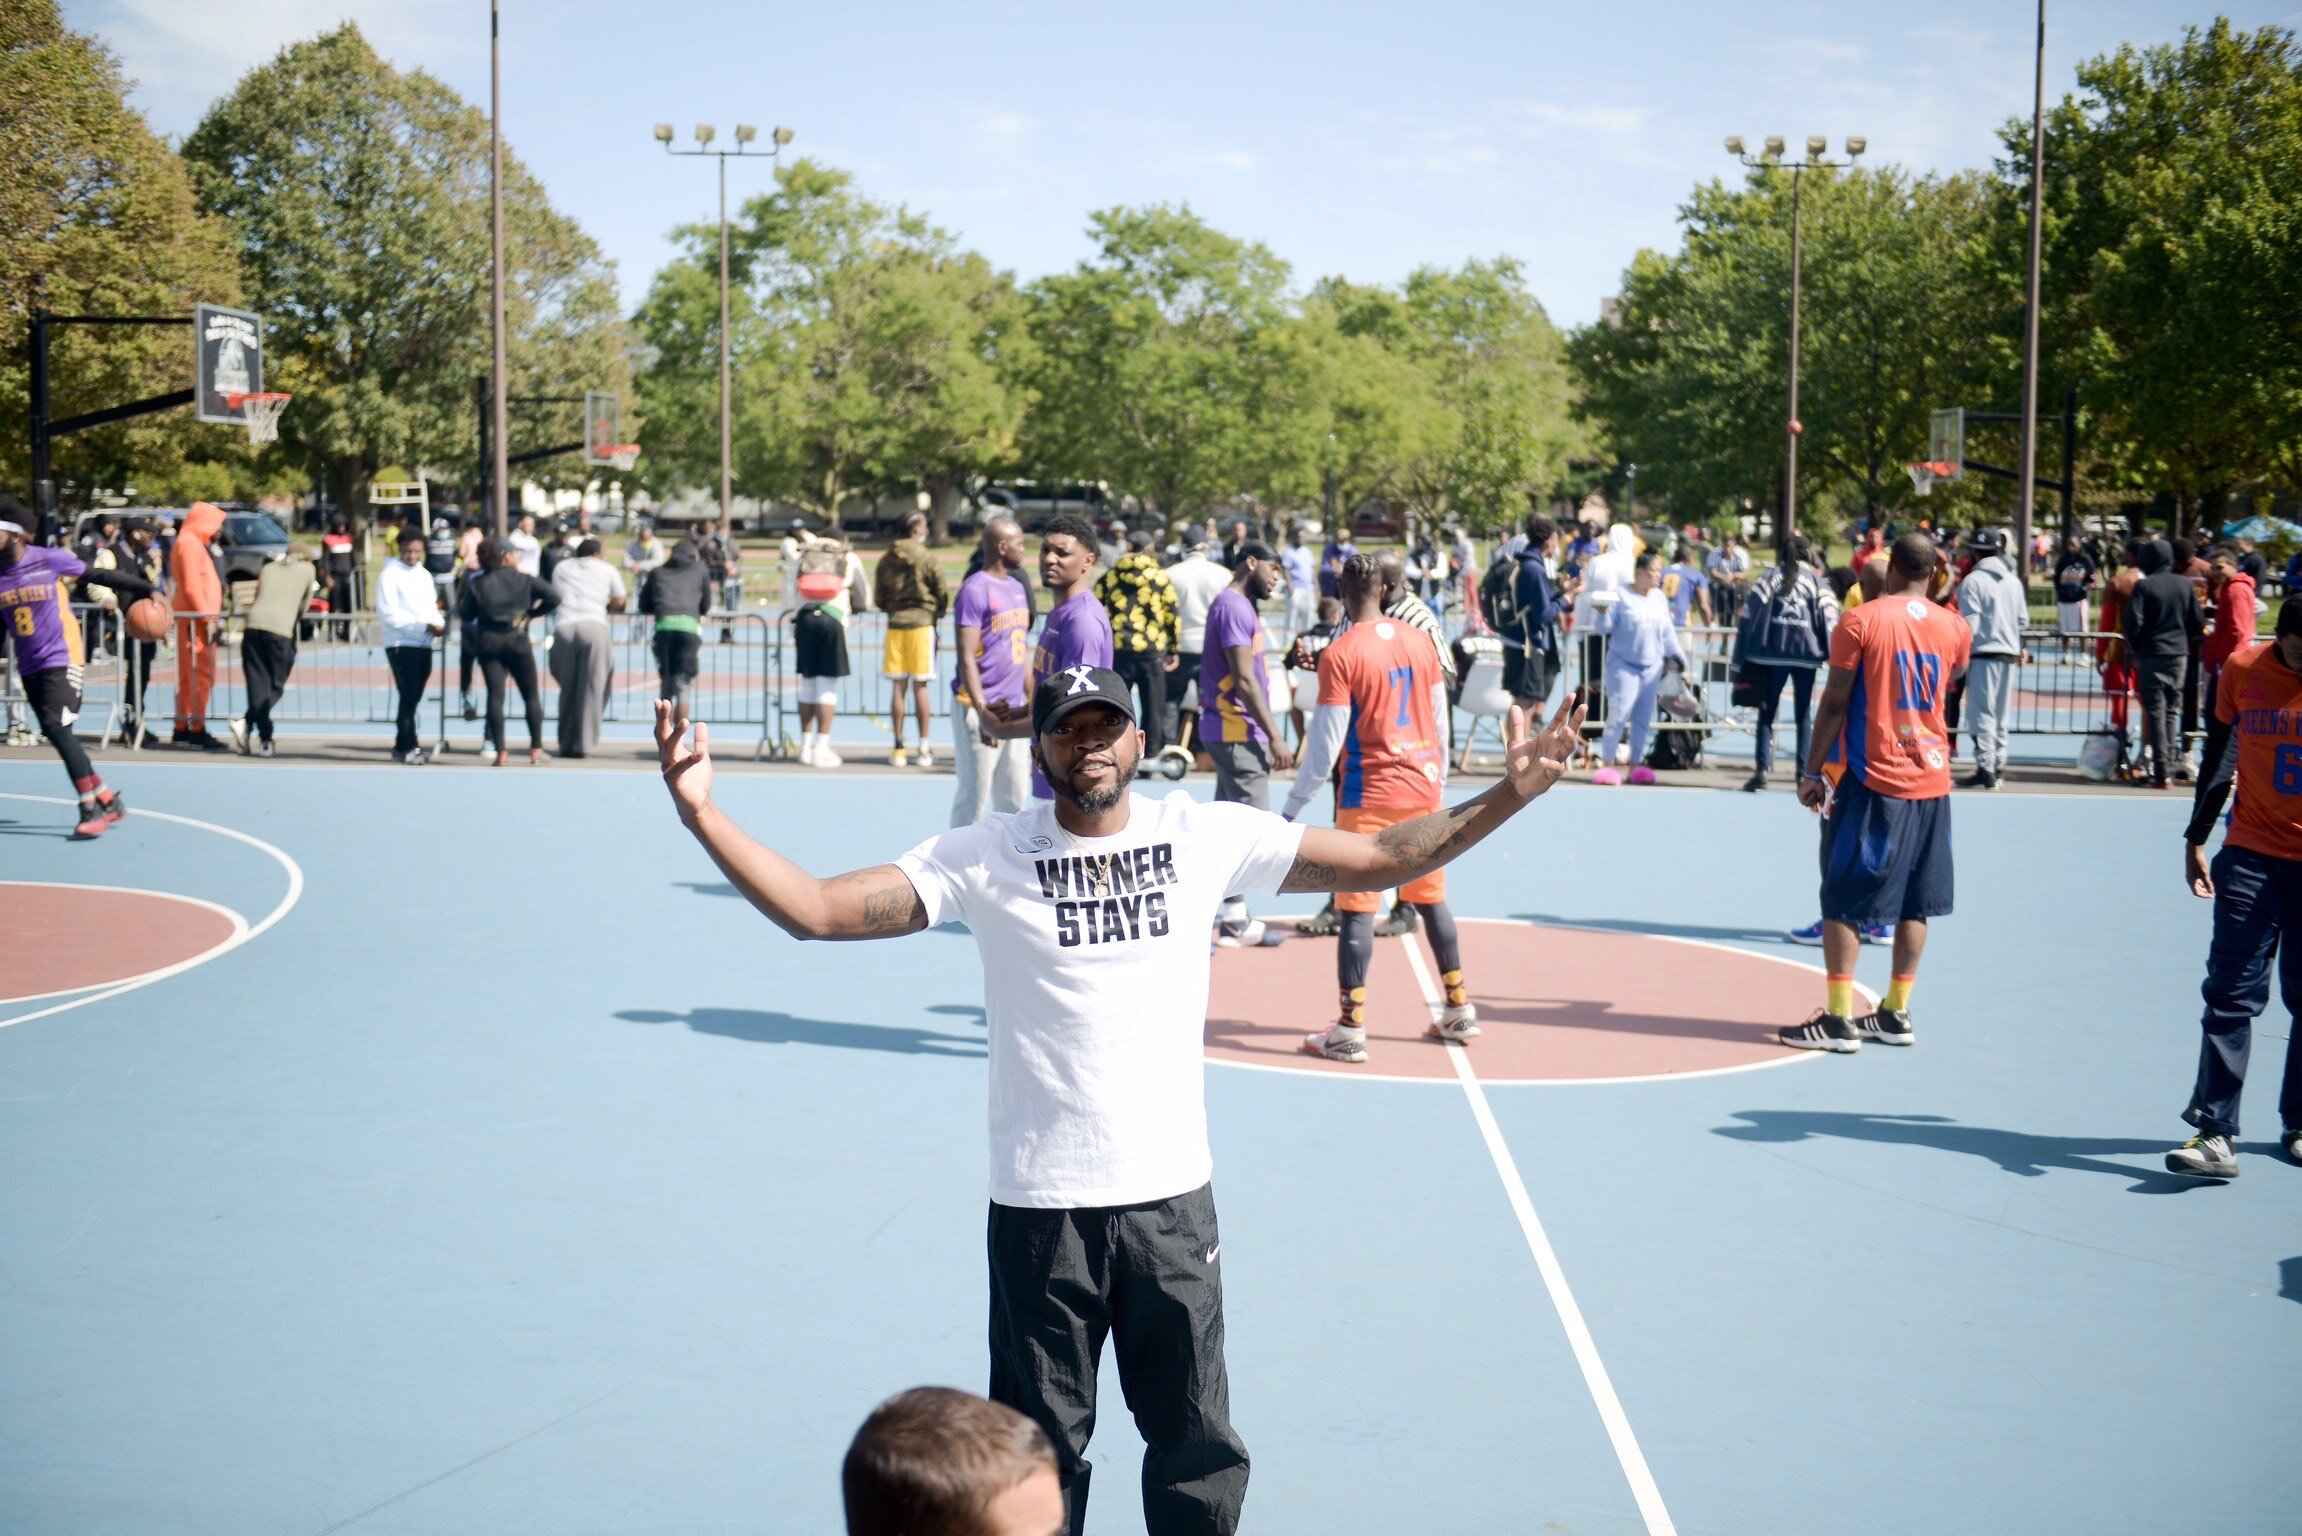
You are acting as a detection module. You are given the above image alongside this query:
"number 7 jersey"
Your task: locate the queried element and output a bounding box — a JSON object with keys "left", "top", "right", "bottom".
{"left": 2215, "top": 641, "right": 2302, "bottom": 861}
{"left": 1316, "top": 617, "right": 1446, "bottom": 811}
{"left": 1825, "top": 594, "right": 1973, "bottom": 800}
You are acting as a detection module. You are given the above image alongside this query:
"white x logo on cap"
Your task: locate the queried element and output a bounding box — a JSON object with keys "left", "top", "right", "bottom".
{"left": 1062, "top": 665, "right": 1097, "bottom": 696}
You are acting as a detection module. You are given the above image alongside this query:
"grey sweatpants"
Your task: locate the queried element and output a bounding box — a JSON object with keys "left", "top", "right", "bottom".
{"left": 1965, "top": 653, "right": 2016, "bottom": 774}
{"left": 988, "top": 1183, "right": 1248, "bottom": 1536}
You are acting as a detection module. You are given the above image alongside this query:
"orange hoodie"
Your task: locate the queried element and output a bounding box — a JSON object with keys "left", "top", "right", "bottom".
{"left": 171, "top": 501, "right": 224, "bottom": 616}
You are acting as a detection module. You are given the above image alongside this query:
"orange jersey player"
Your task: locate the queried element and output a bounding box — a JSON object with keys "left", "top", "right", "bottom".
{"left": 1283, "top": 553, "right": 1478, "bottom": 1063}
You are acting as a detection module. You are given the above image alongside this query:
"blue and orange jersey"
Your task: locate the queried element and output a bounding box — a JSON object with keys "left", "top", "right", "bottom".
{"left": 2215, "top": 641, "right": 2302, "bottom": 863}
{"left": 1317, "top": 616, "right": 1444, "bottom": 811}
{"left": 1825, "top": 593, "right": 1972, "bottom": 799}
{"left": 0, "top": 545, "right": 87, "bottom": 675}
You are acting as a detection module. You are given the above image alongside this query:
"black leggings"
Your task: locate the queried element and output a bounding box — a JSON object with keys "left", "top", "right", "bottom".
{"left": 1339, "top": 902, "right": 1465, "bottom": 1024}
{"left": 25, "top": 666, "right": 98, "bottom": 792}
{"left": 473, "top": 628, "right": 543, "bottom": 751}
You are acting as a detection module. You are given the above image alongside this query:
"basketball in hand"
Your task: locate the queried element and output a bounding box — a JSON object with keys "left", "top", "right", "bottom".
{"left": 125, "top": 596, "right": 172, "bottom": 642}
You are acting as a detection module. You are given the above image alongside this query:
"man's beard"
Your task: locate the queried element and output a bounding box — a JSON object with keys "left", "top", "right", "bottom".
{"left": 1050, "top": 743, "right": 1137, "bottom": 814}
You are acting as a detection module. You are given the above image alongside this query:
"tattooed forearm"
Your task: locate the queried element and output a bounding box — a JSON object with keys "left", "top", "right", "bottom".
{"left": 1374, "top": 801, "right": 1482, "bottom": 870}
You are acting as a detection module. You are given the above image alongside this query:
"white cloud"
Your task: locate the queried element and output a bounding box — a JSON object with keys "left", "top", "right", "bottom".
{"left": 978, "top": 110, "right": 1036, "bottom": 147}
{"left": 1742, "top": 35, "right": 1872, "bottom": 66}
{"left": 1196, "top": 148, "right": 1259, "bottom": 172}
{"left": 1511, "top": 101, "right": 1651, "bottom": 137}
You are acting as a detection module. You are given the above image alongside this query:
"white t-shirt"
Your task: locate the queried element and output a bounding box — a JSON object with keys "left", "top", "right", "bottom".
{"left": 552, "top": 556, "right": 627, "bottom": 627}
{"left": 897, "top": 790, "right": 1304, "bottom": 1208}
{"left": 507, "top": 529, "right": 542, "bottom": 574}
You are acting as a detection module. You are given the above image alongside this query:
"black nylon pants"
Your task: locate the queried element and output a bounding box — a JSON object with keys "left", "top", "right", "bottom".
{"left": 987, "top": 1183, "right": 1247, "bottom": 1536}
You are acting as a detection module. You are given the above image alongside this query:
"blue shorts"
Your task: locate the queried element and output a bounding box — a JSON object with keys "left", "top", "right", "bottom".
{"left": 1819, "top": 776, "right": 1953, "bottom": 926}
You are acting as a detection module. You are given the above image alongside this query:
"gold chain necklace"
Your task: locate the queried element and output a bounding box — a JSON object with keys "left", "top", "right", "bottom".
{"left": 1052, "top": 809, "right": 1116, "bottom": 897}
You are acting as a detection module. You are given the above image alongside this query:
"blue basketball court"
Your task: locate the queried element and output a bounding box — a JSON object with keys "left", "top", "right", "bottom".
{"left": 1, "top": 756, "right": 2294, "bottom": 1534}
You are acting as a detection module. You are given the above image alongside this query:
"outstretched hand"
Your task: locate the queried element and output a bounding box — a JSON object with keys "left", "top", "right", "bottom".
{"left": 1504, "top": 695, "right": 1585, "bottom": 800}
{"left": 655, "top": 700, "right": 712, "bottom": 820}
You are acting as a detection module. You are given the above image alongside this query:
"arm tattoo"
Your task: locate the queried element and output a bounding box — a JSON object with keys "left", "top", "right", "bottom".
{"left": 1374, "top": 801, "right": 1482, "bottom": 872}
{"left": 826, "top": 867, "right": 925, "bottom": 937}
{"left": 1283, "top": 851, "right": 1339, "bottom": 891}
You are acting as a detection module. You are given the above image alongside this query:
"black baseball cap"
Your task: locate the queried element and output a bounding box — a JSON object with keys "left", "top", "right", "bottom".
{"left": 1230, "top": 538, "right": 1279, "bottom": 570}
{"left": 1031, "top": 664, "right": 1137, "bottom": 737}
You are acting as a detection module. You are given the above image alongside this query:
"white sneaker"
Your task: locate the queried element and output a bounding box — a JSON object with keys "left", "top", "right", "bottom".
{"left": 1427, "top": 1003, "right": 1480, "bottom": 1042}
{"left": 1213, "top": 918, "right": 1283, "bottom": 948}
{"left": 1303, "top": 1024, "right": 1368, "bottom": 1063}
{"left": 890, "top": 747, "right": 909, "bottom": 768}
{"left": 813, "top": 742, "right": 842, "bottom": 768}
{"left": 915, "top": 744, "right": 935, "bottom": 769}
{"left": 226, "top": 717, "right": 248, "bottom": 753}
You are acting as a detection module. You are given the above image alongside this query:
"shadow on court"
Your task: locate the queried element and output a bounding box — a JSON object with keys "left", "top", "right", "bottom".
{"left": 2281, "top": 1257, "right": 2302, "bottom": 1305}
{"left": 675, "top": 881, "right": 740, "bottom": 898}
{"left": 616, "top": 1006, "right": 985, "bottom": 1057}
{"left": 1510, "top": 911, "right": 1801, "bottom": 946}
{"left": 1714, "top": 1110, "right": 2241, "bottom": 1193}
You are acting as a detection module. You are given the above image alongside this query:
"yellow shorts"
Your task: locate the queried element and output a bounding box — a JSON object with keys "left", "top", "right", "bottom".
{"left": 1335, "top": 804, "right": 1445, "bottom": 912}
{"left": 882, "top": 625, "right": 934, "bottom": 680}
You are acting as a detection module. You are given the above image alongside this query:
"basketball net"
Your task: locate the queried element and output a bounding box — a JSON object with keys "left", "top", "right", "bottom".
{"left": 226, "top": 391, "right": 293, "bottom": 447}
{"left": 1905, "top": 460, "right": 1959, "bottom": 497}
{"left": 601, "top": 444, "right": 641, "bottom": 472}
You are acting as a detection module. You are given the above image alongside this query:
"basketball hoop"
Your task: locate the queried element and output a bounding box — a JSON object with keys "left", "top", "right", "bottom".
{"left": 599, "top": 443, "right": 641, "bottom": 472}
{"left": 1906, "top": 460, "right": 1959, "bottom": 497}
{"left": 225, "top": 391, "right": 292, "bottom": 446}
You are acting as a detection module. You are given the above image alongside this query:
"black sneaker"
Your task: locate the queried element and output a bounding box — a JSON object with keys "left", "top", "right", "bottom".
{"left": 1780, "top": 1010, "right": 1859, "bottom": 1053}
{"left": 2165, "top": 1133, "right": 2238, "bottom": 1179}
{"left": 1373, "top": 903, "right": 1418, "bottom": 938}
{"left": 462, "top": 695, "right": 478, "bottom": 721}
{"left": 1960, "top": 770, "right": 1990, "bottom": 789}
{"left": 1854, "top": 1007, "right": 1914, "bottom": 1046}
{"left": 1295, "top": 899, "right": 1341, "bottom": 938}
{"left": 2282, "top": 1129, "right": 2301, "bottom": 1166}
{"left": 1742, "top": 770, "right": 1767, "bottom": 793}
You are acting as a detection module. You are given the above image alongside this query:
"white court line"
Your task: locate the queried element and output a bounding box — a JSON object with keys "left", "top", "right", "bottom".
{"left": 0, "top": 795, "right": 303, "bottom": 1032}
{"left": 1398, "top": 934, "right": 1679, "bottom": 1536}
{"left": 0, "top": 881, "right": 248, "bottom": 1004}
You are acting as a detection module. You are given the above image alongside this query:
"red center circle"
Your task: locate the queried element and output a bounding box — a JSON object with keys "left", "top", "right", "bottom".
{"left": 0, "top": 882, "right": 242, "bottom": 1004}
{"left": 1207, "top": 918, "right": 1830, "bottom": 1082}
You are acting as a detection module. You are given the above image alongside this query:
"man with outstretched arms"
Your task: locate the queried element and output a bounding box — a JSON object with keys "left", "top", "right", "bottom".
{"left": 654, "top": 670, "right": 1583, "bottom": 1536}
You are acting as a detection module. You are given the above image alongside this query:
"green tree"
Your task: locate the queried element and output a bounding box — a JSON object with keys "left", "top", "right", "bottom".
{"left": 1570, "top": 166, "right": 1998, "bottom": 540}
{"left": 2015, "top": 19, "right": 2302, "bottom": 527}
{"left": 182, "top": 24, "right": 630, "bottom": 532}
{"left": 0, "top": 0, "right": 246, "bottom": 517}
{"left": 1019, "top": 203, "right": 1323, "bottom": 528}
{"left": 634, "top": 160, "right": 1025, "bottom": 537}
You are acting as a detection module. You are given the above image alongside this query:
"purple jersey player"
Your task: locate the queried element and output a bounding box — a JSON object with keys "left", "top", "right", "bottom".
{"left": 0, "top": 504, "right": 153, "bottom": 837}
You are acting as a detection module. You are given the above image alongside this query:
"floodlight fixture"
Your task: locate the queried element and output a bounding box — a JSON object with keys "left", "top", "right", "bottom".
{"left": 1845, "top": 136, "right": 1867, "bottom": 157}
{"left": 773, "top": 125, "right": 795, "bottom": 147}
{"left": 1763, "top": 135, "right": 1785, "bottom": 158}
{"left": 1724, "top": 135, "right": 1746, "bottom": 156}
{"left": 1806, "top": 135, "right": 1829, "bottom": 159}
{"left": 695, "top": 123, "right": 716, "bottom": 146}
{"left": 735, "top": 124, "right": 758, "bottom": 145}
{"left": 653, "top": 123, "right": 674, "bottom": 144}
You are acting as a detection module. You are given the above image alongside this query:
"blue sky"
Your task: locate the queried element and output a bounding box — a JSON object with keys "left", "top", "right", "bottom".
{"left": 70, "top": 0, "right": 2298, "bottom": 330}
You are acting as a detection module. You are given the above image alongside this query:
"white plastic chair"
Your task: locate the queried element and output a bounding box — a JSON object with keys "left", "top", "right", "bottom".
{"left": 1455, "top": 651, "right": 1514, "bottom": 770}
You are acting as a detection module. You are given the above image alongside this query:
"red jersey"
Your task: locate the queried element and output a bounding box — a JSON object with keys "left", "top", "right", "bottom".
{"left": 1826, "top": 593, "right": 1972, "bottom": 799}
{"left": 1317, "top": 616, "right": 1444, "bottom": 811}
{"left": 2214, "top": 642, "right": 2302, "bottom": 863}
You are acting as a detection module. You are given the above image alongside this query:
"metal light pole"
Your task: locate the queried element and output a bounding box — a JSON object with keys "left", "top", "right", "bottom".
{"left": 2016, "top": 0, "right": 2050, "bottom": 580}
{"left": 1727, "top": 135, "right": 1866, "bottom": 550}
{"left": 488, "top": 0, "right": 508, "bottom": 538}
{"left": 656, "top": 121, "right": 794, "bottom": 529}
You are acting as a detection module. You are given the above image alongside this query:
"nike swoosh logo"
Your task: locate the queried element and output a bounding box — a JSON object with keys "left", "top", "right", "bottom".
{"left": 1204, "top": 1244, "right": 1219, "bottom": 1264}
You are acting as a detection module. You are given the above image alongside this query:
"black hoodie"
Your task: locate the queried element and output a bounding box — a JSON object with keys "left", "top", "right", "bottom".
{"left": 2123, "top": 540, "right": 2203, "bottom": 660}
{"left": 639, "top": 541, "right": 712, "bottom": 620}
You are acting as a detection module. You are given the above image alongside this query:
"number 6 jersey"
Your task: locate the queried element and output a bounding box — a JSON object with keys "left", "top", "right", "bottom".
{"left": 2214, "top": 641, "right": 2302, "bottom": 862}
{"left": 1825, "top": 593, "right": 1973, "bottom": 800}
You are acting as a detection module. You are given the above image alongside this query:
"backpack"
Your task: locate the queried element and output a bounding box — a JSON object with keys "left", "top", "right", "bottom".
{"left": 796, "top": 542, "right": 845, "bottom": 603}
{"left": 1480, "top": 550, "right": 1524, "bottom": 641}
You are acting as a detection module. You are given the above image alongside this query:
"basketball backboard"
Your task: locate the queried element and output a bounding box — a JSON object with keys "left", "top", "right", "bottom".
{"left": 583, "top": 390, "right": 622, "bottom": 467}
{"left": 194, "top": 303, "right": 265, "bottom": 424}
{"left": 1927, "top": 408, "right": 1965, "bottom": 480}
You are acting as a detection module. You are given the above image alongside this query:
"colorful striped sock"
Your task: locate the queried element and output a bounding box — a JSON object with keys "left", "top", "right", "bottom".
{"left": 1340, "top": 986, "right": 1366, "bottom": 1027}
{"left": 1883, "top": 974, "right": 1915, "bottom": 1012}
{"left": 1441, "top": 969, "right": 1467, "bottom": 1007}
{"left": 1827, "top": 975, "right": 1855, "bottom": 1019}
